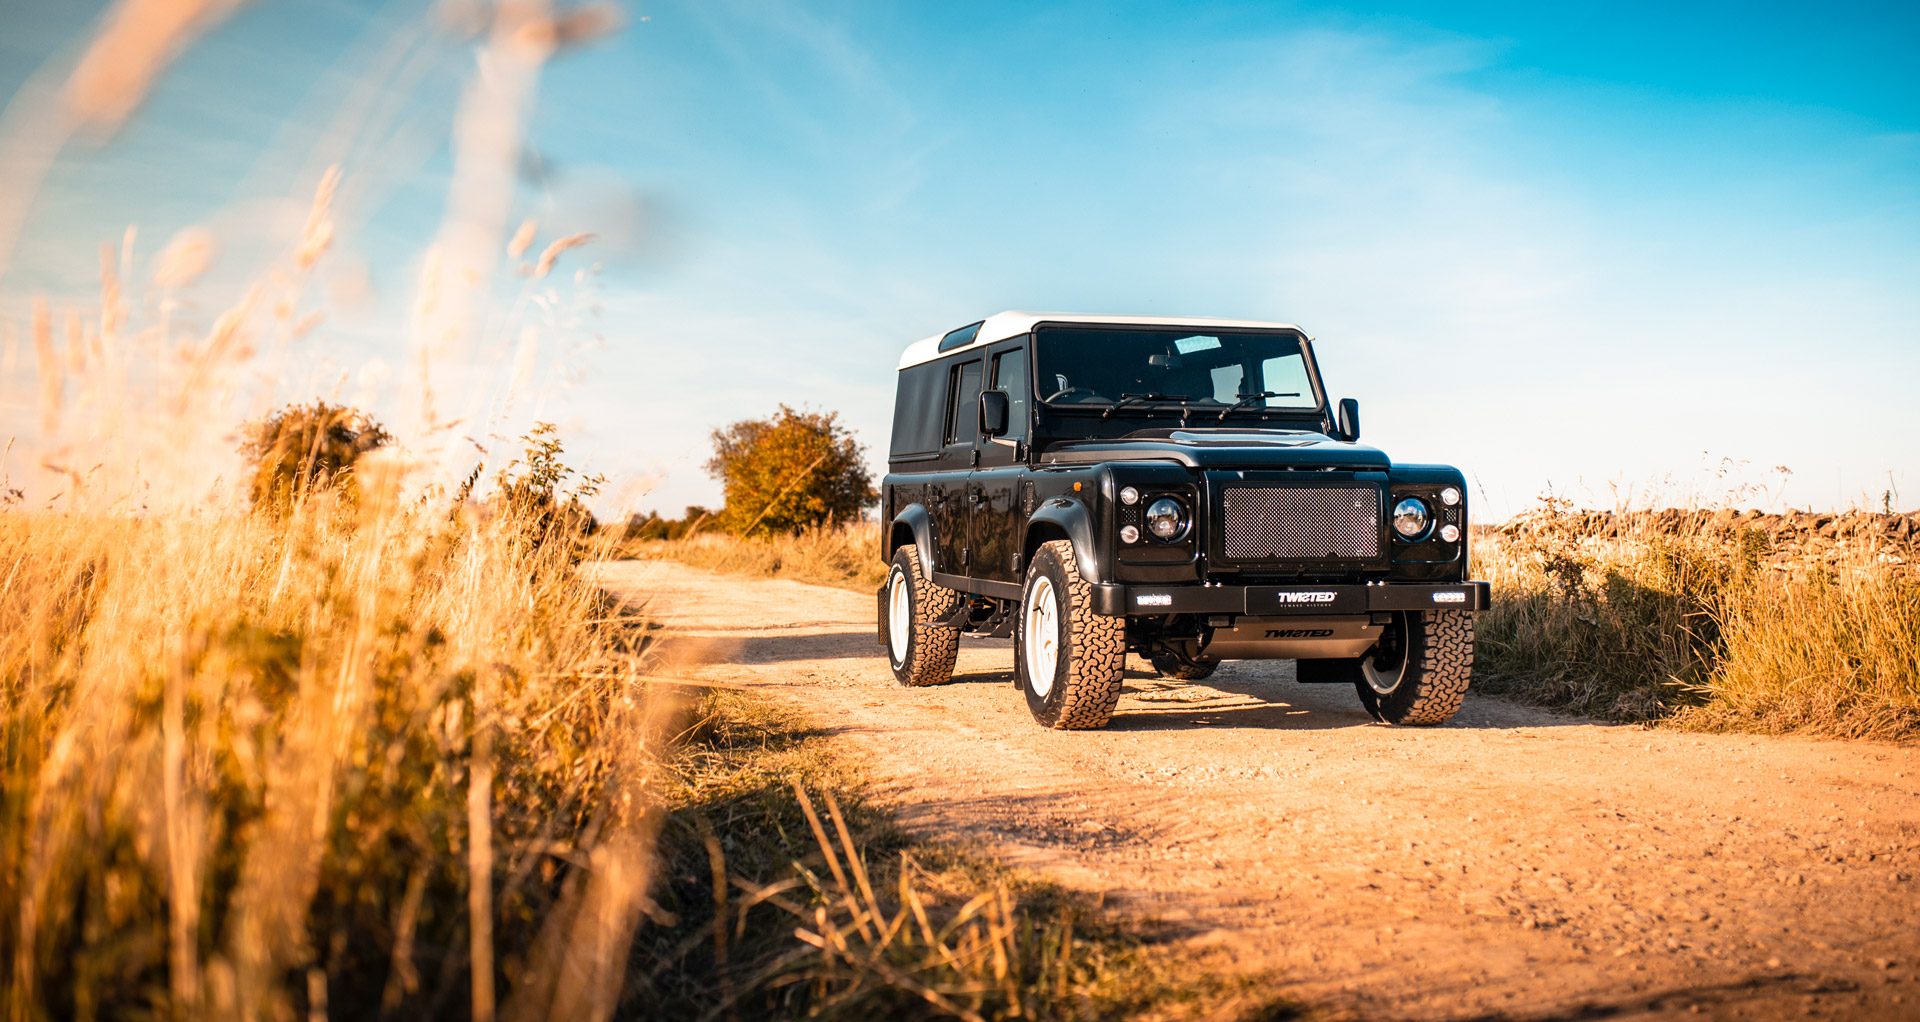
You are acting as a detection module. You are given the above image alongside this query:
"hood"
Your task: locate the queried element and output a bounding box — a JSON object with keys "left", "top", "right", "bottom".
{"left": 1039, "top": 427, "right": 1391, "bottom": 471}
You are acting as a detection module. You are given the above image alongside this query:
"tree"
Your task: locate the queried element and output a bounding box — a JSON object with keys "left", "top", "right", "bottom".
{"left": 706, "top": 405, "right": 875, "bottom": 536}
{"left": 240, "top": 401, "right": 393, "bottom": 511}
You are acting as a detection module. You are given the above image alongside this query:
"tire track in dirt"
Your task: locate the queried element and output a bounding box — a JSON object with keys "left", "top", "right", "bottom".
{"left": 594, "top": 560, "right": 1920, "bottom": 1021}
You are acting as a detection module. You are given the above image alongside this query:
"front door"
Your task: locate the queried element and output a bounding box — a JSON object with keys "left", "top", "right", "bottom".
{"left": 972, "top": 343, "right": 1030, "bottom": 584}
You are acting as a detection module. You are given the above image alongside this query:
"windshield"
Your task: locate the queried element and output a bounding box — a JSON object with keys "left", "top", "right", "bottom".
{"left": 1033, "top": 327, "right": 1321, "bottom": 412}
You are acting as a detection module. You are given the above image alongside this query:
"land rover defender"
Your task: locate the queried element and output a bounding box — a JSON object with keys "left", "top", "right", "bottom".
{"left": 877, "top": 312, "right": 1488, "bottom": 730}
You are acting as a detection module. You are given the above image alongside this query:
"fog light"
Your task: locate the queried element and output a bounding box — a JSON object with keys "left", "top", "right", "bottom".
{"left": 1120, "top": 524, "right": 1141, "bottom": 544}
{"left": 1120, "top": 486, "right": 1140, "bottom": 505}
{"left": 1145, "top": 497, "right": 1190, "bottom": 541}
{"left": 1440, "top": 523, "right": 1461, "bottom": 543}
{"left": 1392, "top": 497, "right": 1431, "bottom": 540}
{"left": 1440, "top": 486, "right": 1461, "bottom": 507}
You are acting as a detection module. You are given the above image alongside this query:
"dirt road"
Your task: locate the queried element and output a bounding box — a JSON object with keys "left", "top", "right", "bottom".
{"left": 593, "top": 560, "right": 1919, "bottom": 1021}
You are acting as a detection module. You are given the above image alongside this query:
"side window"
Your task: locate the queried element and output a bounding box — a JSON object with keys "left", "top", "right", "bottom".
{"left": 991, "top": 349, "right": 1029, "bottom": 441}
{"left": 889, "top": 364, "right": 945, "bottom": 457}
{"left": 945, "top": 360, "right": 983, "bottom": 445}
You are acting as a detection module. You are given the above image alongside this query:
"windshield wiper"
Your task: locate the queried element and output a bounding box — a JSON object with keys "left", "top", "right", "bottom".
{"left": 1103, "top": 392, "right": 1193, "bottom": 419}
{"left": 1216, "top": 391, "right": 1301, "bottom": 421}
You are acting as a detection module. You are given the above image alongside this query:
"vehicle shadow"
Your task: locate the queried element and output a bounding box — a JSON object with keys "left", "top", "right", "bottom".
{"left": 972, "top": 657, "right": 1584, "bottom": 733}
{"left": 1441, "top": 970, "right": 1859, "bottom": 1022}
{"left": 717, "top": 628, "right": 1587, "bottom": 732}
{"left": 715, "top": 629, "right": 894, "bottom": 664}
{"left": 1107, "top": 662, "right": 1587, "bottom": 732}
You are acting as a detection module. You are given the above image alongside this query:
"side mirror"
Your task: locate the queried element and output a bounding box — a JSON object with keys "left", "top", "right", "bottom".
{"left": 1335, "top": 398, "right": 1361, "bottom": 442}
{"left": 979, "top": 389, "right": 1010, "bottom": 438}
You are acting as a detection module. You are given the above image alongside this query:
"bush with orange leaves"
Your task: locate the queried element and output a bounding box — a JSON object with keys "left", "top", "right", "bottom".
{"left": 705, "top": 406, "right": 875, "bottom": 537}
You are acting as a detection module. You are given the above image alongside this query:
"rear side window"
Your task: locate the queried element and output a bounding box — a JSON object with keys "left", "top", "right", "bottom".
{"left": 945, "top": 360, "right": 983, "bottom": 445}
{"left": 889, "top": 364, "right": 945, "bottom": 458}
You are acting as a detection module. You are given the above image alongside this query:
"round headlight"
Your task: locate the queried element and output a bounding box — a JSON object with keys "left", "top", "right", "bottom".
{"left": 1439, "top": 523, "right": 1461, "bottom": 543}
{"left": 1119, "top": 485, "right": 1140, "bottom": 506}
{"left": 1440, "top": 486, "right": 1461, "bottom": 507}
{"left": 1392, "top": 497, "right": 1431, "bottom": 540}
{"left": 1144, "top": 497, "right": 1189, "bottom": 541}
{"left": 1120, "top": 524, "right": 1141, "bottom": 544}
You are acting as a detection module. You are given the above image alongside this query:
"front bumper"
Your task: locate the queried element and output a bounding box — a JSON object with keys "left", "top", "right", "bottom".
{"left": 1091, "top": 580, "right": 1490, "bottom": 617}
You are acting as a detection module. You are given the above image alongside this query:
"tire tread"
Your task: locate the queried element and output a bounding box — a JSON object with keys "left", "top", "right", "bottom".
{"left": 1393, "top": 610, "right": 1474, "bottom": 725}
{"left": 892, "top": 546, "right": 960, "bottom": 687}
{"left": 1036, "top": 540, "right": 1125, "bottom": 729}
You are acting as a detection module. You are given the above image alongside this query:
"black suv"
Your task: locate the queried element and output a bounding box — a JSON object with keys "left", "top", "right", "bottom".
{"left": 877, "top": 313, "right": 1488, "bottom": 730}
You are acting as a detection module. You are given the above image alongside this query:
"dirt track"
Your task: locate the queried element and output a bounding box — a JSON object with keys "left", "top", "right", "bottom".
{"left": 593, "top": 560, "right": 1919, "bottom": 1021}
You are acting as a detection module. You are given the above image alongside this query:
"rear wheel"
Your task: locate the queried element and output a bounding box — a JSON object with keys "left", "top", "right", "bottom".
{"left": 1015, "top": 540, "right": 1125, "bottom": 729}
{"left": 882, "top": 546, "right": 960, "bottom": 687}
{"left": 1299, "top": 611, "right": 1474, "bottom": 725}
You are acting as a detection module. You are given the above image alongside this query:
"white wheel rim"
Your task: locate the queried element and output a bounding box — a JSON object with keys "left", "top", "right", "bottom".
{"left": 1024, "top": 576, "right": 1060, "bottom": 697}
{"left": 886, "top": 569, "right": 911, "bottom": 664}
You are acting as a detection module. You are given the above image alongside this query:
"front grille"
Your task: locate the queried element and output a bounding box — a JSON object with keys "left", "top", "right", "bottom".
{"left": 1220, "top": 485, "right": 1381, "bottom": 560}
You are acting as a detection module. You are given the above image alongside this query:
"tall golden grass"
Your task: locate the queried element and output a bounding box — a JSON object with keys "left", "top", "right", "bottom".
{"left": 0, "top": 473, "right": 670, "bottom": 1019}
{"left": 1476, "top": 510, "right": 1920, "bottom": 739}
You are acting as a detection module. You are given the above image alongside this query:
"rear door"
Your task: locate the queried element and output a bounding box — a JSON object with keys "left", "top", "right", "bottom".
{"left": 933, "top": 358, "right": 984, "bottom": 575}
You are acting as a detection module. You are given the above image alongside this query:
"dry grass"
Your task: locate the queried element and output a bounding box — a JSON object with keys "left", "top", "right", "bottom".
{"left": 623, "top": 522, "right": 884, "bottom": 593}
{"left": 632, "top": 690, "right": 1291, "bottom": 1021}
{"left": 1476, "top": 510, "right": 1920, "bottom": 740}
{"left": 0, "top": 484, "right": 668, "bottom": 1019}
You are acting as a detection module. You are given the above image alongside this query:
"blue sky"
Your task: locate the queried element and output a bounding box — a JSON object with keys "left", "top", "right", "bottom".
{"left": 2, "top": 0, "right": 1916, "bottom": 517}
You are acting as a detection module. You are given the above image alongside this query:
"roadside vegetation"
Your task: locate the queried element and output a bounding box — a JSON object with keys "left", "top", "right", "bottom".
{"left": 1475, "top": 501, "right": 1920, "bottom": 740}
{"left": 620, "top": 519, "right": 883, "bottom": 591}
{"left": 1, "top": 423, "right": 660, "bottom": 1019}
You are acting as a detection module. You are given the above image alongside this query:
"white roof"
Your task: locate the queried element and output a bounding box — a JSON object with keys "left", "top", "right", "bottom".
{"left": 896, "top": 311, "right": 1305, "bottom": 369}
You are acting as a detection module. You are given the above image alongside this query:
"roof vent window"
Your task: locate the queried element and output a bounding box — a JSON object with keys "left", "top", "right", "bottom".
{"left": 937, "top": 321, "right": 983, "bottom": 352}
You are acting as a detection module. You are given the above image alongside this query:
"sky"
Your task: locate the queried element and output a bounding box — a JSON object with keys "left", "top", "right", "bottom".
{"left": 1, "top": 0, "right": 1916, "bottom": 519}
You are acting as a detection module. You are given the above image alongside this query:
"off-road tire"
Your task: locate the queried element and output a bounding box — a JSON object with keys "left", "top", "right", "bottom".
{"left": 882, "top": 546, "right": 960, "bottom": 687}
{"left": 1150, "top": 653, "right": 1219, "bottom": 681}
{"left": 1327, "top": 610, "right": 1474, "bottom": 725}
{"left": 1016, "top": 540, "right": 1125, "bottom": 729}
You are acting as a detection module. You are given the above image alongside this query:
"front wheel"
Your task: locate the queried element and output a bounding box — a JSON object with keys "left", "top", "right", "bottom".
{"left": 1015, "top": 540, "right": 1125, "bottom": 729}
{"left": 1299, "top": 610, "right": 1474, "bottom": 725}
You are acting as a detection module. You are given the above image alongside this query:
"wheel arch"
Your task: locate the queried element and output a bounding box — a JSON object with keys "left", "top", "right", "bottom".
{"left": 887, "top": 503, "right": 936, "bottom": 570}
{"left": 1023, "top": 501, "right": 1103, "bottom": 584}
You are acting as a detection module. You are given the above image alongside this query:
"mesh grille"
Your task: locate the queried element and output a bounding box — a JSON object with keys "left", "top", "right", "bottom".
{"left": 1220, "top": 485, "right": 1381, "bottom": 560}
